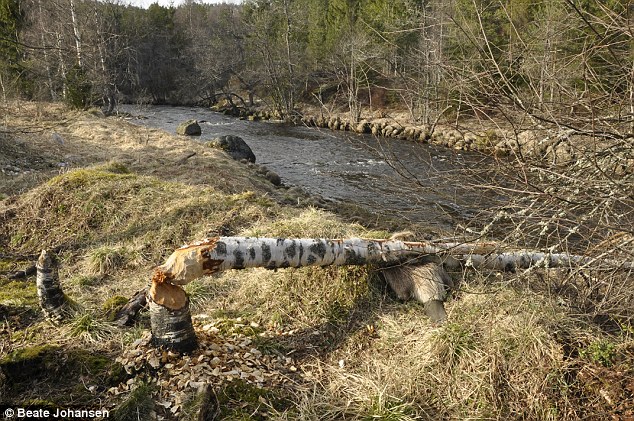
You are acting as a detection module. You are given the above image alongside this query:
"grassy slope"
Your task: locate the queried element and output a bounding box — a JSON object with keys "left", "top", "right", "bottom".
{"left": 0, "top": 102, "right": 632, "bottom": 420}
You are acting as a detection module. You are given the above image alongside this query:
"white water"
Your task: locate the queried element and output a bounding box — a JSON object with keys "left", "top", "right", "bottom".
{"left": 119, "top": 105, "right": 502, "bottom": 230}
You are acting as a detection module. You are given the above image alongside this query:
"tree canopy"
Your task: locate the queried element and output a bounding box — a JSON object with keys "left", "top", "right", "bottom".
{"left": 1, "top": 0, "right": 630, "bottom": 137}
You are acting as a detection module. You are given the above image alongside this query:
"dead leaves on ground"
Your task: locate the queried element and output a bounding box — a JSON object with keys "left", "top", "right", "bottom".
{"left": 111, "top": 317, "right": 301, "bottom": 419}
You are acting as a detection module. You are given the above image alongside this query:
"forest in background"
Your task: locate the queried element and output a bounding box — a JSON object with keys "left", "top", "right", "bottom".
{"left": 0, "top": 0, "right": 632, "bottom": 134}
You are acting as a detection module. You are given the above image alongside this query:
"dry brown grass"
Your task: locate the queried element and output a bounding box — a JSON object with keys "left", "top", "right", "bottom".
{"left": 272, "top": 279, "right": 632, "bottom": 420}
{"left": 1, "top": 102, "right": 632, "bottom": 420}
{"left": 0, "top": 100, "right": 279, "bottom": 197}
{"left": 1, "top": 164, "right": 289, "bottom": 311}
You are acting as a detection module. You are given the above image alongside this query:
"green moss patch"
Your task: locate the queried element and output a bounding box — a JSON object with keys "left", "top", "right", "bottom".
{"left": 0, "top": 345, "right": 60, "bottom": 381}
{"left": 0, "top": 259, "right": 16, "bottom": 272}
{"left": 0, "top": 278, "right": 38, "bottom": 307}
{"left": 213, "top": 380, "right": 292, "bottom": 420}
{"left": 102, "top": 296, "right": 129, "bottom": 321}
{"left": 1, "top": 345, "right": 128, "bottom": 406}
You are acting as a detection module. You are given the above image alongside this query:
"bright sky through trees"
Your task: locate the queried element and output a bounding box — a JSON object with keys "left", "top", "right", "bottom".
{"left": 123, "top": 0, "right": 241, "bottom": 8}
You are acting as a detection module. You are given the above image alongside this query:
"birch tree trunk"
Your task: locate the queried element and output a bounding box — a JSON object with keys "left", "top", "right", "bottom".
{"left": 69, "top": 0, "right": 83, "bottom": 67}
{"left": 148, "top": 236, "right": 632, "bottom": 350}
{"left": 153, "top": 237, "right": 632, "bottom": 287}
{"left": 36, "top": 250, "right": 67, "bottom": 321}
{"left": 56, "top": 33, "right": 68, "bottom": 99}
{"left": 38, "top": 0, "right": 56, "bottom": 100}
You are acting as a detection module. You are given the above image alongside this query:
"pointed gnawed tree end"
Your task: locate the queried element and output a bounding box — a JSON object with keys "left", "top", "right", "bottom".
{"left": 36, "top": 249, "right": 67, "bottom": 321}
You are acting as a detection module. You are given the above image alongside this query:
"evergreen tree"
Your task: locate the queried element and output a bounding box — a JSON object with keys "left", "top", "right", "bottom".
{"left": 0, "top": 0, "right": 24, "bottom": 99}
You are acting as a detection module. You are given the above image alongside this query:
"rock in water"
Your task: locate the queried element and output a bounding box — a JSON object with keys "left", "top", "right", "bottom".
{"left": 176, "top": 120, "right": 201, "bottom": 136}
{"left": 207, "top": 135, "right": 256, "bottom": 163}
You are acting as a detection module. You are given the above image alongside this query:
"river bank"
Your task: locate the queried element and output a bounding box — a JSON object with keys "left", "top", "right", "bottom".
{"left": 212, "top": 102, "right": 633, "bottom": 176}
{"left": 1, "top": 101, "right": 632, "bottom": 420}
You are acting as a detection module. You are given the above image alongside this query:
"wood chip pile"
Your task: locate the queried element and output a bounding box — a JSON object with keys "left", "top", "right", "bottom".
{"left": 110, "top": 317, "right": 301, "bottom": 418}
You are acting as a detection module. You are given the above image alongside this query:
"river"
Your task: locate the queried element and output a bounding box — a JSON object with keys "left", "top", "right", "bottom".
{"left": 119, "top": 105, "right": 501, "bottom": 231}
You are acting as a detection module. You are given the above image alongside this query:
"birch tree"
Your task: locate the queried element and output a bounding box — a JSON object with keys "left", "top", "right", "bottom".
{"left": 243, "top": 0, "right": 306, "bottom": 116}
{"left": 147, "top": 236, "right": 633, "bottom": 351}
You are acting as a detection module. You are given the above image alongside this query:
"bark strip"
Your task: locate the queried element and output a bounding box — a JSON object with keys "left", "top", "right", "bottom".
{"left": 381, "top": 263, "right": 452, "bottom": 323}
{"left": 36, "top": 249, "right": 67, "bottom": 321}
{"left": 115, "top": 287, "right": 148, "bottom": 326}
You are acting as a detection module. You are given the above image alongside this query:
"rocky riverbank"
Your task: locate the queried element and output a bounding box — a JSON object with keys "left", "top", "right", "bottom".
{"left": 212, "top": 103, "right": 633, "bottom": 176}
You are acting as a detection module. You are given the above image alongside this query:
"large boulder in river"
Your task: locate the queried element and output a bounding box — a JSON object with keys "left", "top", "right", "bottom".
{"left": 207, "top": 135, "right": 256, "bottom": 163}
{"left": 176, "top": 120, "right": 201, "bottom": 136}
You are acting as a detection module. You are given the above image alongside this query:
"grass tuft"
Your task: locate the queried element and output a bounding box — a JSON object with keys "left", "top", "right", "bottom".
{"left": 65, "top": 311, "right": 116, "bottom": 343}
{"left": 183, "top": 279, "right": 216, "bottom": 311}
{"left": 85, "top": 245, "right": 138, "bottom": 276}
{"left": 111, "top": 382, "right": 155, "bottom": 421}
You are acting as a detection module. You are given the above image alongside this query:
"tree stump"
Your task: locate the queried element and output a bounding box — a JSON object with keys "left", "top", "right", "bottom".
{"left": 148, "top": 276, "right": 197, "bottom": 353}
{"left": 36, "top": 250, "right": 67, "bottom": 321}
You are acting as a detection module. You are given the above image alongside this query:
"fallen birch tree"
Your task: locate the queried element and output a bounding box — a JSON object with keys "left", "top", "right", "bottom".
{"left": 146, "top": 236, "right": 633, "bottom": 351}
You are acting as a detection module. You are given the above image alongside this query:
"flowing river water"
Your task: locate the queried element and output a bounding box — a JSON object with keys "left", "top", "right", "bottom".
{"left": 120, "top": 105, "right": 502, "bottom": 231}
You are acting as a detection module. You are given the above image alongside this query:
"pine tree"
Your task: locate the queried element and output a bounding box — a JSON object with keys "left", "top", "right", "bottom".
{"left": 0, "top": 0, "right": 24, "bottom": 99}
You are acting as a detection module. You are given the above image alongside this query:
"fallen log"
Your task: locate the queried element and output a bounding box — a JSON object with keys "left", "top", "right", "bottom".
{"left": 154, "top": 237, "right": 632, "bottom": 285}
{"left": 115, "top": 287, "right": 148, "bottom": 326}
{"left": 147, "top": 236, "right": 633, "bottom": 351}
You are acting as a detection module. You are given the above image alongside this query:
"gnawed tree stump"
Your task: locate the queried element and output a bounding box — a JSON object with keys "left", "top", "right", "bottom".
{"left": 36, "top": 250, "right": 67, "bottom": 321}
{"left": 381, "top": 263, "right": 452, "bottom": 323}
{"left": 148, "top": 274, "right": 197, "bottom": 352}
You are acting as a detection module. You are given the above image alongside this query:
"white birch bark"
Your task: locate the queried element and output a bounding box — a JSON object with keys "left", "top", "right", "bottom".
{"left": 153, "top": 237, "right": 633, "bottom": 287}
{"left": 56, "top": 33, "right": 68, "bottom": 98}
{"left": 148, "top": 295, "right": 197, "bottom": 353}
{"left": 69, "top": 0, "right": 83, "bottom": 67}
{"left": 38, "top": 0, "right": 56, "bottom": 100}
